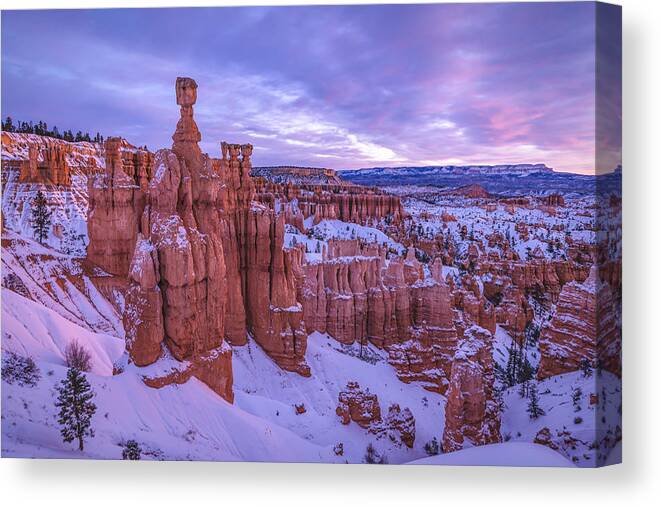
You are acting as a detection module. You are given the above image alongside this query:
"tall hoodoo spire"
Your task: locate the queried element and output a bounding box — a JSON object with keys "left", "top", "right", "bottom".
{"left": 172, "top": 76, "right": 202, "bottom": 164}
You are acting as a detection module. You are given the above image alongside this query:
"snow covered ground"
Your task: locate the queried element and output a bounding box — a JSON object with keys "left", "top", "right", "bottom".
{"left": 2, "top": 291, "right": 441, "bottom": 463}
{"left": 1, "top": 169, "right": 89, "bottom": 255}
{"left": 233, "top": 332, "right": 445, "bottom": 464}
{"left": 501, "top": 370, "right": 622, "bottom": 467}
{"left": 285, "top": 218, "right": 405, "bottom": 262}
{"left": 0, "top": 170, "right": 620, "bottom": 466}
{"left": 407, "top": 442, "right": 575, "bottom": 467}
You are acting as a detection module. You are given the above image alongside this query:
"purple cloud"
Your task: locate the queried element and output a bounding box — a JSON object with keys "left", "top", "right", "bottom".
{"left": 1, "top": 3, "right": 620, "bottom": 174}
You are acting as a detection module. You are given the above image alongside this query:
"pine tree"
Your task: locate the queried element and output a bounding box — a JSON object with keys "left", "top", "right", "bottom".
{"left": 31, "top": 190, "right": 52, "bottom": 244}
{"left": 572, "top": 386, "right": 582, "bottom": 412}
{"left": 527, "top": 382, "right": 545, "bottom": 419}
{"left": 580, "top": 358, "right": 593, "bottom": 378}
{"left": 55, "top": 368, "right": 97, "bottom": 451}
{"left": 2, "top": 116, "right": 14, "bottom": 132}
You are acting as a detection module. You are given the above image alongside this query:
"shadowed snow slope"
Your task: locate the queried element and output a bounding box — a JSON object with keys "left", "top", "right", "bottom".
{"left": 407, "top": 442, "right": 575, "bottom": 467}
{"left": 1, "top": 287, "right": 337, "bottom": 462}
{"left": 233, "top": 332, "right": 445, "bottom": 464}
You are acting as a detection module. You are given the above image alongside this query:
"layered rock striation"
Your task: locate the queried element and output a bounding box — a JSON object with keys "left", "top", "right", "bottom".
{"left": 442, "top": 325, "right": 501, "bottom": 452}
{"left": 302, "top": 247, "right": 458, "bottom": 393}
{"left": 537, "top": 266, "right": 621, "bottom": 379}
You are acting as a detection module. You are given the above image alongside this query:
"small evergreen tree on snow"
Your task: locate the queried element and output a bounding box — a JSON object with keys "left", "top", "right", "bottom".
{"left": 572, "top": 387, "right": 583, "bottom": 412}
{"left": 527, "top": 382, "right": 545, "bottom": 420}
{"left": 580, "top": 358, "right": 593, "bottom": 378}
{"left": 31, "top": 190, "right": 52, "bottom": 245}
{"left": 424, "top": 437, "right": 440, "bottom": 456}
{"left": 55, "top": 368, "right": 97, "bottom": 451}
{"left": 122, "top": 440, "right": 142, "bottom": 460}
{"left": 2, "top": 116, "right": 15, "bottom": 132}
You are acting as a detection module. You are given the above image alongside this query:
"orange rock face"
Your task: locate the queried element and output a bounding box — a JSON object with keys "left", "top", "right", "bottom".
{"left": 537, "top": 266, "right": 621, "bottom": 379}
{"left": 18, "top": 142, "right": 71, "bottom": 185}
{"left": 87, "top": 138, "right": 146, "bottom": 277}
{"left": 111, "top": 78, "right": 233, "bottom": 402}
{"left": 383, "top": 404, "right": 416, "bottom": 448}
{"left": 301, "top": 249, "right": 457, "bottom": 393}
{"left": 335, "top": 381, "right": 416, "bottom": 447}
{"left": 336, "top": 381, "right": 382, "bottom": 428}
{"left": 89, "top": 77, "right": 318, "bottom": 398}
{"left": 253, "top": 179, "right": 404, "bottom": 228}
{"left": 442, "top": 325, "right": 501, "bottom": 453}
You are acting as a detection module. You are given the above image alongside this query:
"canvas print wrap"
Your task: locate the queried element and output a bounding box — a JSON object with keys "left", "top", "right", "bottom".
{"left": 0, "top": 2, "right": 621, "bottom": 467}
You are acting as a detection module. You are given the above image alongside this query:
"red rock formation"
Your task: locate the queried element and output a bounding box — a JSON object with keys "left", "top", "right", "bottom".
{"left": 123, "top": 236, "right": 164, "bottom": 366}
{"left": 141, "top": 344, "right": 233, "bottom": 403}
{"left": 442, "top": 325, "right": 501, "bottom": 453}
{"left": 243, "top": 208, "right": 309, "bottom": 375}
{"left": 253, "top": 179, "right": 404, "bottom": 228}
{"left": 383, "top": 404, "right": 416, "bottom": 448}
{"left": 543, "top": 193, "right": 565, "bottom": 207}
{"left": 336, "top": 381, "right": 381, "bottom": 428}
{"left": 537, "top": 266, "right": 621, "bottom": 379}
{"left": 533, "top": 427, "right": 559, "bottom": 451}
{"left": 515, "top": 221, "right": 529, "bottom": 241}
{"left": 301, "top": 246, "right": 457, "bottom": 392}
{"left": 104, "top": 78, "right": 311, "bottom": 396}
{"left": 214, "top": 141, "right": 310, "bottom": 374}
{"left": 115, "top": 78, "right": 233, "bottom": 402}
{"left": 86, "top": 138, "right": 145, "bottom": 277}
{"left": 336, "top": 382, "right": 416, "bottom": 447}
{"left": 18, "top": 142, "right": 71, "bottom": 185}
{"left": 443, "top": 183, "right": 490, "bottom": 199}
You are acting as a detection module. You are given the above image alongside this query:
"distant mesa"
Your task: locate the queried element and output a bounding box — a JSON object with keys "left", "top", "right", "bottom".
{"left": 344, "top": 163, "right": 554, "bottom": 177}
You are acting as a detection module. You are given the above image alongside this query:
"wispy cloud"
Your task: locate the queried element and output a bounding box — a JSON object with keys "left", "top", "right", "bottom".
{"left": 1, "top": 3, "right": 619, "bottom": 174}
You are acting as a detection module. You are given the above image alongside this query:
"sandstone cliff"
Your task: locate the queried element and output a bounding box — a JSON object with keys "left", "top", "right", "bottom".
{"left": 537, "top": 266, "right": 621, "bottom": 379}
{"left": 442, "top": 325, "right": 501, "bottom": 452}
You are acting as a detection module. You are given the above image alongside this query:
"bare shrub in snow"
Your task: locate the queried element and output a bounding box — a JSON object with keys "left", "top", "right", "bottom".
{"left": 64, "top": 340, "right": 92, "bottom": 372}
{"left": 363, "top": 442, "right": 388, "bottom": 464}
{"left": 1, "top": 352, "right": 41, "bottom": 387}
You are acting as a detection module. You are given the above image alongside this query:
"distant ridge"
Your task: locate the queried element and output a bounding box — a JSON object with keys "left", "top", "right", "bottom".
{"left": 341, "top": 163, "right": 554, "bottom": 177}
{"left": 252, "top": 165, "right": 344, "bottom": 185}
{"left": 341, "top": 163, "right": 621, "bottom": 197}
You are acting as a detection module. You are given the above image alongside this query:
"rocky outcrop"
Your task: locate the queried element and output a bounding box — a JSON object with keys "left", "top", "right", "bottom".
{"left": 252, "top": 166, "right": 345, "bottom": 185}
{"left": 242, "top": 208, "right": 309, "bottom": 375}
{"left": 86, "top": 138, "right": 145, "bottom": 277}
{"left": 383, "top": 404, "right": 416, "bottom": 448}
{"left": 302, "top": 249, "right": 457, "bottom": 393}
{"left": 213, "top": 142, "right": 310, "bottom": 375}
{"left": 442, "top": 183, "right": 490, "bottom": 199}
{"left": 442, "top": 325, "right": 501, "bottom": 453}
{"left": 116, "top": 78, "right": 233, "bottom": 401}
{"left": 543, "top": 193, "right": 565, "bottom": 207}
{"left": 336, "top": 381, "right": 381, "bottom": 428}
{"left": 18, "top": 143, "right": 71, "bottom": 185}
{"left": 336, "top": 382, "right": 416, "bottom": 448}
{"left": 253, "top": 179, "right": 404, "bottom": 228}
{"left": 537, "top": 266, "right": 621, "bottom": 379}
{"left": 140, "top": 344, "right": 233, "bottom": 403}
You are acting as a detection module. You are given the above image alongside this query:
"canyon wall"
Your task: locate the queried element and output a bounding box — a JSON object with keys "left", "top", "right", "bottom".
{"left": 537, "top": 266, "right": 621, "bottom": 379}
{"left": 442, "top": 325, "right": 501, "bottom": 452}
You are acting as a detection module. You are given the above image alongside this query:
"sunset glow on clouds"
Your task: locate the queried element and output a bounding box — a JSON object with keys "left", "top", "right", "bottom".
{"left": 1, "top": 3, "right": 621, "bottom": 174}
